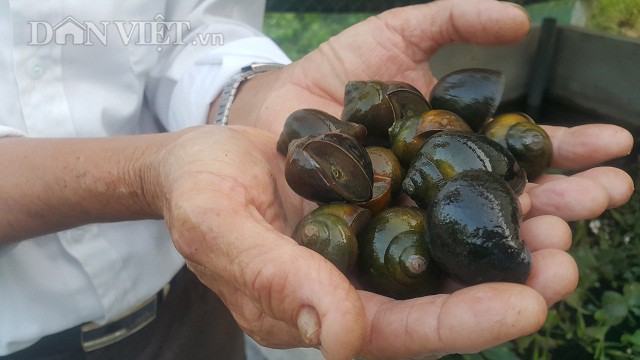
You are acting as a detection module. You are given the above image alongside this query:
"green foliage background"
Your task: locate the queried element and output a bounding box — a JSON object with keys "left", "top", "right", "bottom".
{"left": 264, "top": 0, "right": 640, "bottom": 61}
{"left": 263, "top": 1, "right": 640, "bottom": 359}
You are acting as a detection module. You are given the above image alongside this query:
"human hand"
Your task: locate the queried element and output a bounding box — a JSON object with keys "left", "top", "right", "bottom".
{"left": 188, "top": 0, "right": 635, "bottom": 358}
{"left": 152, "top": 123, "right": 634, "bottom": 359}
{"left": 152, "top": 125, "right": 366, "bottom": 359}
{"left": 150, "top": 122, "right": 632, "bottom": 360}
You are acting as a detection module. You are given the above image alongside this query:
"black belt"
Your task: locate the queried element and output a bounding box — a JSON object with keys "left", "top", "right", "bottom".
{"left": 1, "top": 281, "right": 173, "bottom": 360}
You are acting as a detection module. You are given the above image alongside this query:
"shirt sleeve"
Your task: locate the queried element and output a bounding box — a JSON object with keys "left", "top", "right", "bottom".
{"left": 146, "top": 0, "right": 291, "bottom": 132}
{"left": 0, "top": 126, "right": 26, "bottom": 138}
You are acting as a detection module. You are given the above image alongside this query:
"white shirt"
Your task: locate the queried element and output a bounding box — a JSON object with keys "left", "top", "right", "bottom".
{"left": 0, "top": 0, "right": 290, "bottom": 355}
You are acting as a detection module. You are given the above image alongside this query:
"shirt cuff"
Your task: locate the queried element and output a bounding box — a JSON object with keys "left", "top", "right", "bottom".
{"left": 166, "top": 37, "right": 291, "bottom": 132}
{"left": 0, "top": 126, "right": 26, "bottom": 138}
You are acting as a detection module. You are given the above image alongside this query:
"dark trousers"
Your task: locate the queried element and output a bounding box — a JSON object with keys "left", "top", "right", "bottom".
{"left": 2, "top": 267, "right": 246, "bottom": 360}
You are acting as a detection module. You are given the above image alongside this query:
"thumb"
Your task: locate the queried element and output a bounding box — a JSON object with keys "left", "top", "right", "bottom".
{"left": 174, "top": 196, "right": 367, "bottom": 359}
{"left": 292, "top": 0, "right": 530, "bottom": 104}
{"left": 379, "top": 0, "right": 531, "bottom": 59}
{"left": 232, "top": 210, "right": 367, "bottom": 359}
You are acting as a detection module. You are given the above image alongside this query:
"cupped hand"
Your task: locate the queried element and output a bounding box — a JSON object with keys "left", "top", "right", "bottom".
{"left": 155, "top": 125, "right": 368, "bottom": 359}
{"left": 153, "top": 123, "right": 631, "bottom": 360}
{"left": 178, "top": 0, "right": 636, "bottom": 359}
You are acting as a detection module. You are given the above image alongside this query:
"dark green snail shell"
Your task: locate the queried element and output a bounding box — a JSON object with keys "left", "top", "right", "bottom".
{"left": 427, "top": 170, "right": 532, "bottom": 286}
{"left": 276, "top": 109, "right": 368, "bottom": 155}
{"left": 383, "top": 230, "right": 442, "bottom": 290}
{"left": 429, "top": 68, "right": 505, "bottom": 131}
{"left": 307, "top": 204, "right": 372, "bottom": 235}
{"left": 357, "top": 207, "right": 442, "bottom": 299}
{"left": 389, "top": 109, "right": 472, "bottom": 168}
{"left": 402, "top": 131, "right": 527, "bottom": 209}
{"left": 285, "top": 132, "right": 374, "bottom": 204}
{"left": 342, "top": 81, "right": 431, "bottom": 147}
{"left": 481, "top": 113, "right": 553, "bottom": 179}
{"left": 293, "top": 213, "right": 358, "bottom": 273}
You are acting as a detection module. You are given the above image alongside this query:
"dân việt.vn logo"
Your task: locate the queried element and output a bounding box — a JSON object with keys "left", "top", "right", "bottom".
{"left": 28, "top": 14, "right": 224, "bottom": 51}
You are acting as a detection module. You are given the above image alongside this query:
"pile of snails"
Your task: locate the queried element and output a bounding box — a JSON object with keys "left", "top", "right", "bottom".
{"left": 277, "top": 68, "right": 552, "bottom": 299}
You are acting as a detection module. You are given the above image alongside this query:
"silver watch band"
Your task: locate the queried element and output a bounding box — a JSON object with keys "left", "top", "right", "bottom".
{"left": 212, "top": 63, "right": 285, "bottom": 126}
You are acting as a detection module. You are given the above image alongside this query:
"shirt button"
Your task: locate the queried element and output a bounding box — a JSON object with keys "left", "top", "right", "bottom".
{"left": 66, "top": 227, "right": 87, "bottom": 243}
{"left": 26, "top": 60, "right": 46, "bottom": 79}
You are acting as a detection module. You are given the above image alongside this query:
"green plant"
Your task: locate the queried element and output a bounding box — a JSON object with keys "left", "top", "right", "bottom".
{"left": 264, "top": 13, "right": 371, "bottom": 61}
{"left": 588, "top": 0, "right": 640, "bottom": 38}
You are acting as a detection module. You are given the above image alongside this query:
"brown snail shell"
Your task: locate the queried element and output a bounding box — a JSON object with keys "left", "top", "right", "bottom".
{"left": 285, "top": 132, "right": 374, "bottom": 204}
{"left": 277, "top": 109, "right": 367, "bottom": 155}
{"left": 357, "top": 147, "right": 405, "bottom": 215}
{"left": 342, "top": 81, "right": 431, "bottom": 147}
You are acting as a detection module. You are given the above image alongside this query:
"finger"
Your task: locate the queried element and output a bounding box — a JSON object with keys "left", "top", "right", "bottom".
{"left": 519, "top": 191, "right": 532, "bottom": 217}
{"left": 216, "top": 284, "right": 305, "bottom": 348}
{"left": 180, "top": 202, "right": 366, "bottom": 359}
{"left": 533, "top": 168, "right": 634, "bottom": 209}
{"left": 303, "top": 0, "right": 530, "bottom": 100}
{"left": 380, "top": 0, "right": 531, "bottom": 59}
{"left": 357, "top": 283, "right": 547, "bottom": 358}
{"left": 572, "top": 167, "right": 634, "bottom": 208}
{"left": 533, "top": 174, "right": 567, "bottom": 184}
{"left": 526, "top": 249, "right": 579, "bottom": 307}
{"left": 543, "top": 125, "right": 633, "bottom": 170}
{"left": 527, "top": 177, "right": 609, "bottom": 221}
{"left": 521, "top": 215, "right": 572, "bottom": 252}
{"left": 527, "top": 167, "right": 634, "bottom": 219}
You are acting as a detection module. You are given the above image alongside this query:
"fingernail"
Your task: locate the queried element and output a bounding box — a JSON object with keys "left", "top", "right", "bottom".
{"left": 506, "top": 2, "right": 531, "bottom": 23}
{"left": 297, "top": 306, "right": 321, "bottom": 346}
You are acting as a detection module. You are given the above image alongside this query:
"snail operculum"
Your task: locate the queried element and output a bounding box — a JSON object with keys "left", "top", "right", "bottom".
{"left": 427, "top": 170, "right": 532, "bottom": 286}
{"left": 276, "top": 108, "right": 367, "bottom": 155}
{"left": 356, "top": 147, "right": 405, "bottom": 215}
{"left": 402, "top": 130, "right": 527, "bottom": 209}
{"left": 342, "top": 81, "right": 431, "bottom": 147}
{"left": 481, "top": 113, "right": 553, "bottom": 179}
{"left": 292, "top": 212, "right": 358, "bottom": 273}
{"left": 285, "top": 132, "right": 374, "bottom": 204}
{"left": 429, "top": 68, "right": 505, "bottom": 131}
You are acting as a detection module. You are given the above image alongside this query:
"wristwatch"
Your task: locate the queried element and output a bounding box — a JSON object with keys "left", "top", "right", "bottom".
{"left": 212, "top": 63, "right": 285, "bottom": 126}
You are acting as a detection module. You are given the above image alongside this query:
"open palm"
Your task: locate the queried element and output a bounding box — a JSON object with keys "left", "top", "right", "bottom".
{"left": 172, "top": 1, "right": 633, "bottom": 359}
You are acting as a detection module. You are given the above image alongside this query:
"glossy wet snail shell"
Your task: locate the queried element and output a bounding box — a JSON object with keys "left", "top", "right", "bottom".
{"left": 292, "top": 212, "right": 358, "bottom": 273}
{"left": 427, "top": 170, "right": 532, "bottom": 286}
{"left": 276, "top": 108, "right": 367, "bottom": 156}
{"left": 357, "top": 207, "right": 442, "bottom": 299}
{"left": 429, "top": 68, "right": 505, "bottom": 131}
{"left": 285, "top": 132, "right": 374, "bottom": 204}
{"left": 307, "top": 204, "right": 372, "bottom": 235}
{"left": 342, "top": 81, "right": 431, "bottom": 147}
{"left": 389, "top": 109, "right": 472, "bottom": 168}
{"left": 402, "top": 130, "right": 527, "bottom": 209}
{"left": 481, "top": 113, "right": 553, "bottom": 179}
{"left": 357, "top": 147, "right": 405, "bottom": 216}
